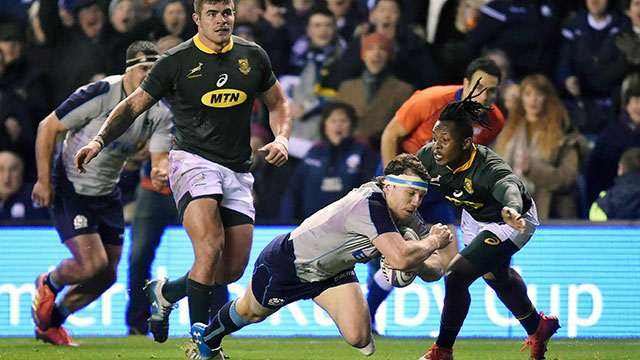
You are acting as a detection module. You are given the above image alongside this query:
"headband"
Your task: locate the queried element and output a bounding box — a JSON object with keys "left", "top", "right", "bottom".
{"left": 383, "top": 174, "right": 428, "bottom": 191}
{"left": 126, "top": 55, "right": 159, "bottom": 71}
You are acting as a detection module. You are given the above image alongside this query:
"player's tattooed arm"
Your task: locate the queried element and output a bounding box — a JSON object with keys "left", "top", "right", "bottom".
{"left": 74, "top": 88, "right": 157, "bottom": 173}
{"left": 98, "top": 88, "right": 156, "bottom": 144}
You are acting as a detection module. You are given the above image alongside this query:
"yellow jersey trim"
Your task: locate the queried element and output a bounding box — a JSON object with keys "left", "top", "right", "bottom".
{"left": 194, "top": 34, "right": 234, "bottom": 54}
{"left": 447, "top": 144, "right": 477, "bottom": 174}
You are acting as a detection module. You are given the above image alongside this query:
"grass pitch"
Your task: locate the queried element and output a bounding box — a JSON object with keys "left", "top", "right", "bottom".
{"left": 0, "top": 336, "right": 637, "bottom": 360}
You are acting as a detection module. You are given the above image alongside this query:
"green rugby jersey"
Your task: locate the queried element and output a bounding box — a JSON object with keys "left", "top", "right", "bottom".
{"left": 417, "top": 144, "right": 532, "bottom": 223}
{"left": 140, "top": 34, "right": 277, "bottom": 172}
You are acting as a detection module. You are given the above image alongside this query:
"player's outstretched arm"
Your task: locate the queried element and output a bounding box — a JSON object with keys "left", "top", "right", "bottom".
{"left": 74, "top": 88, "right": 157, "bottom": 173}
{"left": 259, "top": 81, "right": 291, "bottom": 167}
{"left": 32, "top": 112, "right": 68, "bottom": 207}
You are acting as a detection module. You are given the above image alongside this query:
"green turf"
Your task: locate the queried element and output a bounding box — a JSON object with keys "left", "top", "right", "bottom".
{"left": 0, "top": 336, "right": 638, "bottom": 360}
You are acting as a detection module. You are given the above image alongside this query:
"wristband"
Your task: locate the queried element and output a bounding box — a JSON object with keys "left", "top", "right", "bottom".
{"left": 274, "top": 135, "right": 289, "bottom": 152}
{"left": 92, "top": 136, "right": 105, "bottom": 150}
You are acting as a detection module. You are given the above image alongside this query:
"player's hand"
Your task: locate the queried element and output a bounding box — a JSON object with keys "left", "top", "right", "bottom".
{"left": 428, "top": 223, "right": 453, "bottom": 249}
{"left": 150, "top": 167, "right": 168, "bottom": 190}
{"left": 32, "top": 180, "right": 54, "bottom": 208}
{"left": 502, "top": 207, "right": 526, "bottom": 233}
{"left": 259, "top": 139, "right": 288, "bottom": 167}
{"left": 74, "top": 141, "right": 102, "bottom": 173}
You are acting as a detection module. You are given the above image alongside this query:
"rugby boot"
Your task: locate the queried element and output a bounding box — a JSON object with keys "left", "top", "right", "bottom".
{"left": 190, "top": 323, "right": 225, "bottom": 360}
{"left": 418, "top": 343, "right": 454, "bottom": 360}
{"left": 144, "top": 278, "right": 174, "bottom": 343}
{"left": 36, "top": 326, "right": 80, "bottom": 346}
{"left": 32, "top": 272, "right": 55, "bottom": 331}
{"left": 521, "top": 312, "right": 561, "bottom": 360}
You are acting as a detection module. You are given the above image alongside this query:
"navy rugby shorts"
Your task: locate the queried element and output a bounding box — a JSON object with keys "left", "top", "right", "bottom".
{"left": 251, "top": 233, "right": 358, "bottom": 309}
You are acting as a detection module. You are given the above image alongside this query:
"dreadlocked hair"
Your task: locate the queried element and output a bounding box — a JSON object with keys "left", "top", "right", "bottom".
{"left": 438, "top": 77, "right": 493, "bottom": 140}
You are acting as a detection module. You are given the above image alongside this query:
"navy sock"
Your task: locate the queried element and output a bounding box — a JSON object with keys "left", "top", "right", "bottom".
{"left": 203, "top": 300, "right": 249, "bottom": 349}
{"left": 162, "top": 273, "right": 188, "bottom": 303}
{"left": 49, "top": 302, "right": 71, "bottom": 328}
{"left": 44, "top": 273, "right": 62, "bottom": 295}
{"left": 187, "top": 278, "right": 214, "bottom": 325}
{"left": 209, "top": 286, "right": 229, "bottom": 321}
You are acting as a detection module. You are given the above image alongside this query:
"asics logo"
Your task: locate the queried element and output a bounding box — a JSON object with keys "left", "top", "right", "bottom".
{"left": 216, "top": 73, "right": 228, "bottom": 87}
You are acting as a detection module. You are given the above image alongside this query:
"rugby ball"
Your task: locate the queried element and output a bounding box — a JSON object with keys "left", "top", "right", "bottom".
{"left": 380, "top": 227, "right": 419, "bottom": 287}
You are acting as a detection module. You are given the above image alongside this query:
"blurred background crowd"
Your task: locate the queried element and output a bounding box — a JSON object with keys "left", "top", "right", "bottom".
{"left": 1, "top": 0, "right": 640, "bottom": 225}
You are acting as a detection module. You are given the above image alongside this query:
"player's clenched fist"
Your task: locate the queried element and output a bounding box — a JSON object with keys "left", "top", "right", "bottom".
{"left": 259, "top": 135, "right": 289, "bottom": 167}
{"left": 428, "top": 223, "right": 453, "bottom": 249}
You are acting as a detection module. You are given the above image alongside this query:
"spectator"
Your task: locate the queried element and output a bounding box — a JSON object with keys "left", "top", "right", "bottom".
{"left": 234, "top": 0, "right": 291, "bottom": 76}
{"left": 483, "top": 48, "right": 515, "bottom": 113}
{"left": 282, "top": 0, "right": 317, "bottom": 46}
{"left": 589, "top": 147, "right": 640, "bottom": 220}
{"left": 103, "top": 0, "right": 141, "bottom": 75}
{"left": 327, "top": 0, "right": 440, "bottom": 90}
{"left": 596, "top": 0, "right": 640, "bottom": 109}
{"left": 0, "top": 49, "right": 35, "bottom": 182}
{"left": 493, "top": 74, "right": 586, "bottom": 219}
{"left": 466, "top": 0, "right": 560, "bottom": 81}
{"left": 39, "top": 0, "right": 109, "bottom": 105}
{"left": 336, "top": 32, "right": 413, "bottom": 151}
{"left": 557, "top": 0, "right": 626, "bottom": 136}
{"left": 325, "top": 0, "right": 366, "bottom": 43}
{"left": 280, "top": 102, "right": 379, "bottom": 223}
{"left": 155, "top": 0, "right": 196, "bottom": 40}
{"left": 0, "top": 21, "right": 52, "bottom": 131}
{"left": 584, "top": 71, "right": 640, "bottom": 209}
{"left": 284, "top": 7, "right": 347, "bottom": 153}
{"left": 0, "top": 151, "right": 48, "bottom": 221}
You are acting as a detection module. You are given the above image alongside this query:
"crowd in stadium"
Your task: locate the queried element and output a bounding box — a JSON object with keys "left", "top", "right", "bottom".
{"left": 1, "top": 0, "right": 640, "bottom": 225}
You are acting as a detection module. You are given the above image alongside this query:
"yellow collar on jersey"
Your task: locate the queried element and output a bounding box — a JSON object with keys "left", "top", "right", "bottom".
{"left": 194, "top": 33, "right": 234, "bottom": 54}
{"left": 447, "top": 144, "right": 477, "bottom": 174}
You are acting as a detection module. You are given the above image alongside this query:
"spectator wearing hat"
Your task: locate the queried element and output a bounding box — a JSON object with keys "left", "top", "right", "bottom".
{"left": 336, "top": 32, "right": 414, "bottom": 151}
{"left": 38, "top": 0, "right": 110, "bottom": 105}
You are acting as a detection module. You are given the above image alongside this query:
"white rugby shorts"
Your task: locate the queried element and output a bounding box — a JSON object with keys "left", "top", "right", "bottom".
{"left": 169, "top": 150, "right": 255, "bottom": 221}
{"left": 460, "top": 201, "right": 539, "bottom": 249}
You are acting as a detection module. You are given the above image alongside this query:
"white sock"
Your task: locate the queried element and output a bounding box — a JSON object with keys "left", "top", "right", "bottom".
{"left": 374, "top": 269, "right": 393, "bottom": 291}
{"left": 357, "top": 337, "right": 375, "bottom": 356}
